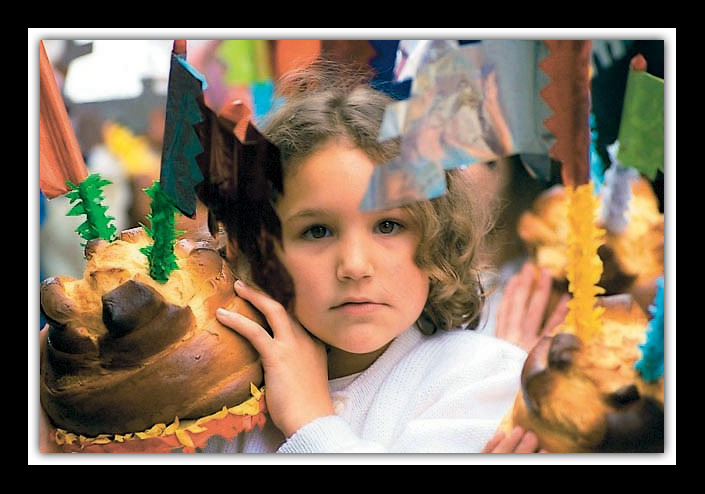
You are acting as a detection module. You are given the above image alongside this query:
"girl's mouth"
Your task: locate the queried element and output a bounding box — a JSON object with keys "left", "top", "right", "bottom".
{"left": 331, "top": 301, "right": 386, "bottom": 315}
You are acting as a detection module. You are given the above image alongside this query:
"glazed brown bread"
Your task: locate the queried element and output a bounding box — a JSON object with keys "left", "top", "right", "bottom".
{"left": 518, "top": 178, "right": 663, "bottom": 310}
{"left": 505, "top": 294, "right": 664, "bottom": 452}
{"left": 40, "top": 227, "right": 263, "bottom": 437}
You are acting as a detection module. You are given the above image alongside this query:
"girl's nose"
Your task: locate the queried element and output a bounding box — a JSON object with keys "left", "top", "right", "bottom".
{"left": 336, "top": 234, "right": 374, "bottom": 282}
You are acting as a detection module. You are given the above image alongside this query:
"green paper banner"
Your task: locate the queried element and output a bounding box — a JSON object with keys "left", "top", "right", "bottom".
{"left": 617, "top": 69, "right": 664, "bottom": 180}
{"left": 217, "top": 40, "right": 272, "bottom": 85}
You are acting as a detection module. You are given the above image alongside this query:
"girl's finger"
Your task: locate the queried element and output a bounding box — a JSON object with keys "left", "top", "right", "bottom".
{"left": 504, "top": 263, "right": 535, "bottom": 341}
{"left": 233, "top": 280, "right": 292, "bottom": 339}
{"left": 523, "top": 268, "right": 553, "bottom": 335}
{"left": 495, "top": 274, "right": 517, "bottom": 339}
{"left": 544, "top": 294, "right": 571, "bottom": 335}
{"left": 482, "top": 431, "right": 506, "bottom": 453}
{"left": 489, "top": 426, "right": 525, "bottom": 453}
{"left": 513, "top": 430, "right": 539, "bottom": 453}
{"left": 216, "top": 307, "right": 272, "bottom": 356}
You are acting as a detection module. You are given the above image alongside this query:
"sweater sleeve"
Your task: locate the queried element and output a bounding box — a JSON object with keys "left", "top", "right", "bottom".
{"left": 276, "top": 415, "right": 386, "bottom": 453}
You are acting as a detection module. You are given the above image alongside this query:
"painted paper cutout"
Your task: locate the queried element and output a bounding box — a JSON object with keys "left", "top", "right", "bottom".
{"left": 540, "top": 40, "right": 593, "bottom": 187}
{"left": 194, "top": 99, "right": 293, "bottom": 308}
{"left": 39, "top": 40, "right": 89, "bottom": 198}
{"left": 217, "top": 40, "right": 272, "bottom": 85}
{"left": 616, "top": 63, "right": 664, "bottom": 180}
{"left": 363, "top": 40, "right": 552, "bottom": 211}
{"left": 159, "top": 50, "right": 208, "bottom": 218}
{"left": 272, "top": 40, "right": 321, "bottom": 79}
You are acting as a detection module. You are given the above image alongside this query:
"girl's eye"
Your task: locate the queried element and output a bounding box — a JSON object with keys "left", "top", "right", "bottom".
{"left": 376, "top": 220, "right": 402, "bottom": 235}
{"left": 302, "top": 225, "right": 331, "bottom": 239}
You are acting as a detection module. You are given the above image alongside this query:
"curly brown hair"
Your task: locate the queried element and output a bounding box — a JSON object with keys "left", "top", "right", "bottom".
{"left": 262, "top": 60, "right": 495, "bottom": 332}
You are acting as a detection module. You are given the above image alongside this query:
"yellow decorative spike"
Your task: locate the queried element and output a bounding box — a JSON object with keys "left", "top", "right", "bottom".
{"left": 564, "top": 182, "right": 606, "bottom": 341}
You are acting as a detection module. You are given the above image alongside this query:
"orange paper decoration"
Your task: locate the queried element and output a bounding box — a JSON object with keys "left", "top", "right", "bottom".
{"left": 273, "top": 40, "right": 321, "bottom": 79}
{"left": 39, "top": 40, "right": 88, "bottom": 199}
{"left": 539, "top": 40, "right": 592, "bottom": 187}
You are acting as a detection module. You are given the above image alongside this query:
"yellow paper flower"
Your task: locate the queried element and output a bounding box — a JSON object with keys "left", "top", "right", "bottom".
{"left": 564, "top": 183, "right": 606, "bottom": 342}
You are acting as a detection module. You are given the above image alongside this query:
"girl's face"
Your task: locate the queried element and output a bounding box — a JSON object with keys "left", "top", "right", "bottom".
{"left": 275, "top": 139, "right": 430, "bottom": 354}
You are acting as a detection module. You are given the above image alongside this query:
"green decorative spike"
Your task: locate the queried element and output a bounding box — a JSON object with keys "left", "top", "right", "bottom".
{"left": 139, "top": 181, "right": 184, "bottom": 283}
{"left": 65, "top": 173, "right": 117, "bottom": 247}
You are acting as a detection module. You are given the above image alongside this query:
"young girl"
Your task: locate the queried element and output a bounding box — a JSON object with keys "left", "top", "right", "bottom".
{"left": 211, "top": 62, "right": 546, "bottom": 453}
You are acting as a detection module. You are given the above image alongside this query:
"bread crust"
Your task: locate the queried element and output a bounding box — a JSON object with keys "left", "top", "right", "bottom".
{"left": 40, "top": 227, "right": 264, "bottom": 437}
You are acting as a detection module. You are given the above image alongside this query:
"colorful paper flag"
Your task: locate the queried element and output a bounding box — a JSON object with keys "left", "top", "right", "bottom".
{"left": 540, "top": 40, "right": 593, "bottom": 187}
{"left": 159, "top": 50, "right": 208, "bottom": 218}
{"left": 39, "top": 40, "right": 89, "bottom": 198}
{"left": 362, "top": 40, "right": 552, "bottom": 211}
{"left": 217, "top": 40, "right": 272, "bottom": 85}
{"left": 193, "top": 99, "right": 292, "bottom": 307}
{"left": 617, "top": 68, "right": 664, "bottom": 180}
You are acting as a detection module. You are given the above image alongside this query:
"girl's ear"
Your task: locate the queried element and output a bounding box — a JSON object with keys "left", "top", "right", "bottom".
{"left": 416, "top": 309, "right": 437, "bottom": 335}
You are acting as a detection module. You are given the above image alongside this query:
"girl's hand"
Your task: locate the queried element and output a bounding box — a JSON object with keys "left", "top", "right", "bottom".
{"left": 482, "top": 426, "right": 549, "bottom": 453}
{"left": 216, "top": 280, "right": 334, "bottom": 438}
{"left": 495, "top": 262, "right": 570, "bottom": 352}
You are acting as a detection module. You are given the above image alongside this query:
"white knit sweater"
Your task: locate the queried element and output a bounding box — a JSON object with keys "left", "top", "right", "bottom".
{"left": 203, "top": 325, "right": 527, "bottom": 453}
